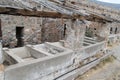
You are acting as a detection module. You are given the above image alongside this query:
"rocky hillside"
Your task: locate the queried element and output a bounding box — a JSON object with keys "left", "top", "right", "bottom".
{"left": 90, "top": 0, "right": 120, "bottom": 10}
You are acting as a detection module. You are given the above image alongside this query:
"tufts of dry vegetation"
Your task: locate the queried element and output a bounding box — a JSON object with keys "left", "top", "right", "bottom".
{"left": 75, "top": 55, "right": 115, "bottom": 80}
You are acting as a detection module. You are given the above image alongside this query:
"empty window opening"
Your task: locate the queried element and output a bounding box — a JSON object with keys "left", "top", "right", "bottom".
{"left": 115, "top": 27, "right": 117, "bottom": 34}
{"left": 16, "top": 27, "right": 24, "bottom": 47}
{"left": 63, "top": 24, "right": 67, "bottom": 38}
{"left": 110, "top": 27, "right": 112, "bottom": 34}
{"left": 94, "top": 28, "right": 96, "bottom": 30}
{"left": 71, "top": 1, "right": 75, "bottom": 4}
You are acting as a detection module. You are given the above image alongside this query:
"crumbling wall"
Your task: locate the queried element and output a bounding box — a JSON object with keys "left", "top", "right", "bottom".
{"left": 87, "top": 22, "right": 120, "bottom": 45}
{"left": 0, "top": 14, "right": 42, "bottom": 47}
{"left": 76, "top": 0, "right": 120, "bottom": 21}
{"left": 88, "top": 22, "right": 108, "bottom": 37}
{"left": 88, "top": 22, "right": 120, "bottom": 38}
{"left": 3, "top": 41, "right": 106, "bottom": 80}
{"left": 0, "top": 15, "right": 66, "bottom": 48}
{"left": 41, "top": 18, "right": 66, "bottom": 43}
{"left": 4, "top": 51, "right": 74, "bottom": 80}
{"left": 64, "top": 20, "right": 86, "bottom": 50}
{"left": 106, "top": 23, "right": 120, "bottom": 46}
{"left": 107, "top": 22, "right": 120, "bottom": 34}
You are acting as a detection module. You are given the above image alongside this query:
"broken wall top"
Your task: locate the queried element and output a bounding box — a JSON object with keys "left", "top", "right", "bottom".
{"left": 0, "top": 0, "right": 118, "bottom": 23}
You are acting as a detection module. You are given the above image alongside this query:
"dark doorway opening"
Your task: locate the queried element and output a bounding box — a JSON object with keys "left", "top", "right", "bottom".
{"left": 110, "top": 27, "right": 112, "bottom": 34}
{"left": 63, "top": 24, "right": 67, "bottom": 38}
{"left": 115, "top": 27, "right": 117, "bottom": 34}
{"left": 16, "top": 27, "right": 24, "bottom": 47}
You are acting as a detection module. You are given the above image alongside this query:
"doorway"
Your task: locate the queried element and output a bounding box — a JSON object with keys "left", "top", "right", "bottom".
{"left": 16, "top": 27, "right": 24, "bottom": 47}
{"left": 63, "top": 24, "right": 67, "bottom": 38}
{"left": 115, "top": 27, "right": 117, "bottom": 34}
{"left": 110, "top": 27, "right": 112, "bottom": 34}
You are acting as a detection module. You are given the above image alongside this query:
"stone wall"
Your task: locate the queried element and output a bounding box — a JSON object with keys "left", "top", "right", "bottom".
{"left": 107, "top": 22, "right": 120, "bottom": 34}
{"left": 88, "top": 22, "right": 109, "bottom": 37}
{"left": 64, "top": 20, "right": 86, "bottom": 50}
{"left": 41, "top": 19, "right": 66, "bottom": 43}
{"left": 3, "top": 41, "right": 106, "bottom": 80}
{"left": 0, "top": 15, "right": 65, "bottom": 48}
{"left": 87, "top": 22, "right": 120, "bottom": 36}
{"left": 0, "top": 14, "right": 42, "bottom": 47}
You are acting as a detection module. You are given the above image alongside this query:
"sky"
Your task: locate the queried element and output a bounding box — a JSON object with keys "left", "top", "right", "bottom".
{"left": 97, "top": 0, "right": 120, "bottom": 4}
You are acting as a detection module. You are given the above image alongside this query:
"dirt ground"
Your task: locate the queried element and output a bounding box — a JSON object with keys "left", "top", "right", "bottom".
{"left": 76, "top": 46, "right": 120, "bottom": 80}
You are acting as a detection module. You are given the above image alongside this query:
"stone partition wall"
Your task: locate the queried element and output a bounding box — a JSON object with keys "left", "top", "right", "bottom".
{"left": 41, "top": 19, "right": 66, "bottom": 43}
{"left": 2, "top": 41, "right": 107, "bottom": 80}
{"left": 0, "top": 14, "right": 42, "bottom": 47}
{"left": 0, "top": 14, "right": 66, "bottom": 48}
{"left": 94, "top": 23, "right": 120, "bottom": 37}
{"left": 64, "top": 20, "right": 86, "bottom": 50}
{"left": 107, "top": 22, "right": 120, "bottom": 35}
{"left": 88, "top": 22, "right": 120, "bottom": 47}
{"left": 88, "top": 22, "right": 109, "bottom": 38}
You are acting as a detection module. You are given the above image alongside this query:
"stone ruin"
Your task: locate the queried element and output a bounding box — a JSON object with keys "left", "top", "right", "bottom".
{"left": 0, "top": 0, "right": 119, "bottom": 80}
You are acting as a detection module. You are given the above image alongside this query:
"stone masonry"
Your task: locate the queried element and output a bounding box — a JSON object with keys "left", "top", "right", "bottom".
{"left": 0, "top": 15, "right": 66, "bottom": 48}
{"left": 64, "top": 20, "right": 86, "bottom": 50}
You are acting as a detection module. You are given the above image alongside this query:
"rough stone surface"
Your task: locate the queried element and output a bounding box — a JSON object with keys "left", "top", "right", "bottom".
{"left": 0, "top": 14, "right": 42, "bottom": 47}
{"left": 41, "top": 19, "right": 66, "bottom": 43}
{"left": 64, "top": 20, "right": 86, "bottom": 50}
{"left": 0, "top": 15, "right": 66, "bottom": 48}
{"left": 76, "top": 0, "right": 120, "bottom": 21}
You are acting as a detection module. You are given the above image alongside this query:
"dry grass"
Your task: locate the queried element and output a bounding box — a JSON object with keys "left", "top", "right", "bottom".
{"left": 95, "top": 55, "right": 115, "bottom": 69}
{"left": 75, "top": 55, "right": 115, "bottom": 80}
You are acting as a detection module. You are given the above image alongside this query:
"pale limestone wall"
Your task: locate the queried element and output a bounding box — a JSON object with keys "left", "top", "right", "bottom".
{"left": 64, "top": 20, "right": 86, "bottom": 50}
{"left": 88, "top": 22, "right": 120, "bottom": 38}
{"left": 3, "top": 41, "right": 106, "bottom": 80}
{"left": 89, "top": 22, "right": 103, "bottom": 35}
{"left": 97, "top": 24, "right": 110, "bottom": 38}
{"left": 41, "top": 19, "right": 66, "bottom": 43}
{"left": 88, "top": 22, "right": 108, "bottom": 37}
{"left": 107, "top": 22, "right": 120, "bottom": 35}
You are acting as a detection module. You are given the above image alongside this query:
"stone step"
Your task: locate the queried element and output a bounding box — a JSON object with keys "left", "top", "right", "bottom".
{"left": 84, "top": 39, "right": 96, "bottom": 44}
{"left": 85, "top": 37, "right": 96, "bottom": 41}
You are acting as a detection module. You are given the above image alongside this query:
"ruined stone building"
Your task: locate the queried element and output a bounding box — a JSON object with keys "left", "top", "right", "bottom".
{"left": 0, "top": 0, "right": 120, "bottom": 48}
{"left": 0, "top": 0, "right": 120, "bottom": 80}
